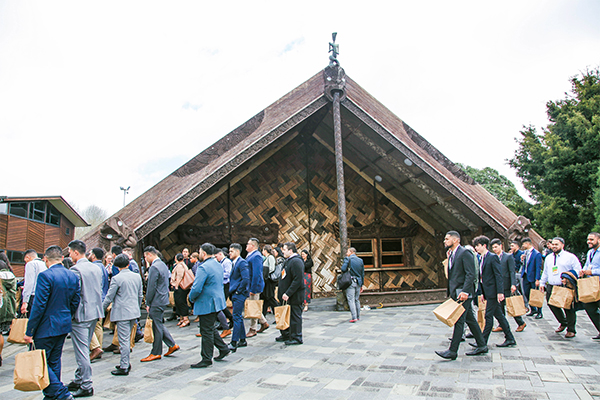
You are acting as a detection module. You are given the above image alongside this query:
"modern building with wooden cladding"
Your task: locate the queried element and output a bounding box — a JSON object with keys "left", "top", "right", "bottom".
{"left": 81, "top": 65, "right": 543, "bottom": 306}
{"left": 0, "top": 196, "right": 88, "bottom": 277}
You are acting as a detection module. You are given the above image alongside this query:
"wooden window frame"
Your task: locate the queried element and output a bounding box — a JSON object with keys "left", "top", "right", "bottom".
{"left": 350, "top": 238, "right": 405, "bottom": 269}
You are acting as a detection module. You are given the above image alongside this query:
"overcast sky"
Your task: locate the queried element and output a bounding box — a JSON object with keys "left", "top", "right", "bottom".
{"left": 1, "top": 1, "right": 599, "bottom": 220}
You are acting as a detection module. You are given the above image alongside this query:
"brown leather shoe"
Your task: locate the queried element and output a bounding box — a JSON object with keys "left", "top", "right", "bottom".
{"left": 555, "top": 325, "right": 567, "bottom": 333}
{"left": 515, "top": 323, "right": 526, "bottom": 332}
{"left": 220, "top": 329, "right": 232, "bottom": 338}
{"left": 246, "top": 329, "right": 257, "bottom": 338}
{"left": 89, "top": 348, "right": 103, "bottom": 361}
{"left": 196, "top": 333, "right": 202, "bottom": 337}
{"left": 257, "top": 323, "right": 269, "bottom": 333}
{"left": 492, "top": 326, "right": 503, "bottom": 332}
{"left": 565, "top": 332, "right": 576, "bottom": 338}
{"left": 140, "top": 354, "right": 161, "bottom": 362}
{"left": 164, "top": 344, "right": 180, "bottom": 357}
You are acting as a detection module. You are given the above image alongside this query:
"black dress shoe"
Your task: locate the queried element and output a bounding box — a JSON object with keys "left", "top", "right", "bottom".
{"left": 111, "top": 367, "right": 129, "bottom": 376}
{"left": 526, "top": 311, "right": 537, "bottom": 317}
{"left": 114, "top": 364, "right": 131, "bottom": 372}
{"left": 435, "top": 350, "right": 457, "bottom": 360}
{"left": 592, "top": 334, "right": 600, "bottom": 340}
{"left": 468, "top": 342, "right": 478, "bottom": 348}
{"left": 497, "top": 339, "right": 517, "bottom": 347}
{"left": 191, "top": 360, "right": 212, "bottom": 368}
{"left": 71, "top": 387, "right": 94, "bottom": 397}
{"left": 237, "top": 339, "right": 247, "bottom": 347}
{"left": 448, "top": 336, "right": 465, "bottom": 342}
{"left": 214, "top": 349, "right": 230, "bottom": 361}
{"left": 167, "top": 315, "right": 177, "bottom": 321}
{"left": 134, "top": 332, "right": 144, "bottom": 343}
{"left": 275, "top": 335, "right": 289, "bottom": 342}
{"left": 284, "top": 339, "right": 303, "bottom": 345}
{"left": 535, "top": 312, "right": 543, "bottom": 319}
{"left": 465, "top": 332, "right": 474, "bottom": 339}
{"left": 228, "top": 341, "right": 238, "bottom": 352}
{"left": 102, "top": 343, "right": 118, "bottom": 353}
{"left": 67, "top": 381, "right": 81, "bottom": 391}
{"left": 466, "top": 346, "right": 489, "bottom": 356}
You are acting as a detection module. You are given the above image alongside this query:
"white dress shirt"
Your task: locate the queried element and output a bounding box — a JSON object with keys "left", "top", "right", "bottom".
{"left": 540, "top": 250, "right": 581, "bottom": 287}
{"left": 23, "top": 258, "right": 48, "bottom": 303}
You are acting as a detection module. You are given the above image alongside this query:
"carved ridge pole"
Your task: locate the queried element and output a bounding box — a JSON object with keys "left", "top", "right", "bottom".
{"left": 333, "top": 91, "right": 348, "bottom": 257}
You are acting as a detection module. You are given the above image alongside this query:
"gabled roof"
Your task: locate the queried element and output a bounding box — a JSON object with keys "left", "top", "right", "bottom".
{"left": 82, "top": 67, "right": 541, "bottom": 247}
{"left": 0, "top": 196, "right": 88, "bottom": 227}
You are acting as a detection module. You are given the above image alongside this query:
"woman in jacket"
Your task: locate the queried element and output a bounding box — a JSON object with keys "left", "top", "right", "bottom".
{"left": 301, "top": 250, "right": 313, "bottom": 312}
{"left": 261, "top": 245, "right": 278, "bottom": 315}
{"left": 170, "top": 253, "right": 190, "bottom": 327}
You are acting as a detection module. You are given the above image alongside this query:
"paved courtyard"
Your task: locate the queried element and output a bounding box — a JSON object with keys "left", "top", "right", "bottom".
{"left": 2, "top": 301, "right": 600, "bottom": 400}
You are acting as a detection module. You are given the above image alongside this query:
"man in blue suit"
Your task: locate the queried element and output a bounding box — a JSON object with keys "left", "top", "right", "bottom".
{"left": 24, "top": 245, "right": 81, "bottom": 400}
{"left": 246, "top": 238, "right": 268, "bottom": 337}
{"left": 188, "top": 243, "right": 230, "bottom": 368}
{"left": 227, "top": 243, "right": 249, "bottom": 352}
{"left": 521, "top": 238, "right": 543, "bottom": 318}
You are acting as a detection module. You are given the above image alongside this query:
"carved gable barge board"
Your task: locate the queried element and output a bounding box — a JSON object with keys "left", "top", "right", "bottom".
{"left": 136, "top": 96, "right": 329, "bottom": 240}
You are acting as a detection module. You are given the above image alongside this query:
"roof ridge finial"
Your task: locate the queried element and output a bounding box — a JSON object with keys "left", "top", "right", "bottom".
{"left": 329, "top": 32, "right": 339, "bottom": 67}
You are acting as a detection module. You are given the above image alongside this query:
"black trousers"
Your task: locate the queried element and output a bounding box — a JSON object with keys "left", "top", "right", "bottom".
{"left": 482, "top": 296, "right": 515, "bottom": 343}
{"left": 499, "top": 298, "right": 525, "bottom": 326}
{"left": 280, "top": 303, "right": 303, "bottom": 342}
{"left": 450, "top": 298, "right": 485, "bottom": 353}
{"left": 583, "top": 300, "right": 600, "bottom": 333}
{"left": 198, "top": 312, "right": 229, "bottom": 362}
{"left": 546, "top": 285, "right": 577, "bottom": 333}
{"left": 261, "top": 279, "right": 279, "bottom": 315}
{"left": 222, "top": 283, "right": 233, "bottom": 323}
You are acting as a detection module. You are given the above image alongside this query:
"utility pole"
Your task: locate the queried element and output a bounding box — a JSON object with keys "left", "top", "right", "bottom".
{"left": 120, "top": 186, "right": 130, "bottom": 207}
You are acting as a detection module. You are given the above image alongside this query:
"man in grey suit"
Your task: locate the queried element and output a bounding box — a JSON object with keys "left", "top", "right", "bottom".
{"left": 102, "top": 254, "right": 143, "bottom": 375}
{"left": 141, "top": 246, "right": 179, "bottom": 362}
{"left": 491, "top": 239, "right": 526, "bottom": 332}
{"left": 66, "top": 240, "right": 104, "bottom": 398}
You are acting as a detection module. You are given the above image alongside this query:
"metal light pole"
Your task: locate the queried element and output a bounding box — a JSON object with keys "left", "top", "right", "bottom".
{"left": 120, "top": 186, "right": 130, "bottom": 207}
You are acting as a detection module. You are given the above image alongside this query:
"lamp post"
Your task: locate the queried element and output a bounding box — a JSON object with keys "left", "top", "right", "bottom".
{"left": 120, "top": 186, "right": 130, "bottom": 207}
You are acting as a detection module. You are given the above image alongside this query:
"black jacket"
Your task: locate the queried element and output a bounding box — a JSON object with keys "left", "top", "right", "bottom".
{"left": 498, "top": 252, "right": 517, "bottom": 295}
{"left": 447, "top": 245, "right": 477, "bottom": 300}
{"left": 278, "top": 254, "right": 305, "bottom": 305}
{"left": 479, "top": 251, "right": 504, "bottom": 300}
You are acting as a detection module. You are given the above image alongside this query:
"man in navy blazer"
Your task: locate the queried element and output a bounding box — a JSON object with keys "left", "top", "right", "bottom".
{"left": 521, "top": 238, "right": 543, "bottom": 318}
{"left": 188, "top": 243, "right": 230, "bottom": 368}
{"left": 227, "top": 243, "right": 249, "bottom": 352}
{"left": 245, "top": 238, "right": 268, "bottom": 337}
{"left": 24, "top": 245, "right": 81, "bottom": 400}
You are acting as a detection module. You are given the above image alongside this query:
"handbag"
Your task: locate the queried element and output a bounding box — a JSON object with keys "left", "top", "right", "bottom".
{"left": 244, "top": 299, "right": 264, "bottom": 319}
{"left": 180, "top": 269, "right": 195, "bottom": 290}
{"left": 14, "top": 346, "right": 50, "bottom": 391}
{"left": 529, "top": 289, "right": 545, "bottom": 308}
{"left": 8, "top": 317, "right": 28, "bottom": 345}
{"left": 337, "top": 270, "right": 352, "bottom": 291}
{"left": 168, "top": 291, "right": 175, "bottom": 307}
{"left": 506, "top": 292, "right": 528, "bottom": 317}
{"left": 274, "top": 302, "right": 291, "bottom": 330}
{"left": 433, "top": 298, "right": 465, "bottom": 327}
{"left": 578, "top": 276, "right": 600, "bottom": 303}
{"left": 549, "top": 285, "right": 574, "bottom": 309}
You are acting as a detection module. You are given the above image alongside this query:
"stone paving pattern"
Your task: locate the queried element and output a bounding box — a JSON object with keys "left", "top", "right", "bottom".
{"left": 2, "top": 302, "right": 600, "bottom": 399}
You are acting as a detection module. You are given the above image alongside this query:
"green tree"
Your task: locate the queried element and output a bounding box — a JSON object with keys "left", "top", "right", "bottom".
{"left": 457, "top": 163, "right": 532, "bottom": 218}
{"left": 509, "top": 68, "right": 600, "bottom": 255}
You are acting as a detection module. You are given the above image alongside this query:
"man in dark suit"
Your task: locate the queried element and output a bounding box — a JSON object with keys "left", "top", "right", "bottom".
{"left": 246, "top": 238, "right": 268, "bottom": 337}
{"left": 436, "top": 231, "right": 487, "bottom": 360}
{"left": 24, "top": 245, "right": 81, "bottom": 400}
{"left": 491, "top": 239, "right": 526, "bottom": 332}
{"left": 227, "top": 243, "right": 249, "bottom": 352}
{"left": 141, "top": 246, "right": 179, "bottom": 362}
{"left": 474, "top": 236, "right": 516, "bottom": 348}
{"left": 521, "top": 238, "right": 543, "bottom": 318}
{"left": 277, "top": 242, "right": 305, "bottom": 346}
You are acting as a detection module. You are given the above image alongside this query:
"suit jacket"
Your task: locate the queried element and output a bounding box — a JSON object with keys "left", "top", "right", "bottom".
{"left": 522, "top": 248, "right": 542, "bottom": 283}
{"left": 189, "top": 257, "right": 226, "bottom": 315}
{"left": 278, "top": 254, "right": 305, "bottom": 305}
{"left": 93, "top": 260, "right": 110, "bottom": 301}
{"left": 229, "top": 257, "right": 249, "bottom": 297}
{"left": 498, "top": 252, "right": 517, "bottom": 295}
{"left": 71, "top": 257, "right": 104, "bottom": 322}
{"left": 146, "top": 258, "right": 170, "bottom": 307}
{"left": 26, "top": 263, "right": 80, "bottom": 339}
{"left": 479, "top": 251, "right": 504, "bottom": 300}
{"left": 102, "top": 268, "right": 143, "bottom": 321}
{"left": 247, "top": 250, "right": 265, "bottom": 294}
{"left": 447, "top": 245, "right": 477, "bottom": 300}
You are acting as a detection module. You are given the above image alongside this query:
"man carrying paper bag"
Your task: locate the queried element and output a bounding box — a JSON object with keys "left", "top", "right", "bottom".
{"left": 580, "top": 232, "right": 600, "bottom": 340}
{"left": 435, "top": 231, "right": 487, "bottom": 360}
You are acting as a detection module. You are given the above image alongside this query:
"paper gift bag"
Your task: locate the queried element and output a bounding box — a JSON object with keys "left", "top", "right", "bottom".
{"left": 549, "top": 286, "right": 574, "bottom": 309}
{"left": 103, "top": 304, "right": 113, "bottom": 329}
{"left": 433, "top": 298, "right": 465, "bottom": 327}
{"left": 226, "top": 298, "right": 233, "bottom": 309}
{"left": 144, "top": 319, "right": 154, "bottom": 343}
{"left": 274, "top": 304, "right": 290, "bottom": 330}
{"left": 478, "top": 295, "right": 487, "bottom": 312}
{"left": 578, "top": 276, "right": 600, "bottom": 303}
{"left": 8, "top": 318, "right": 28, "bottom": 344}
{"left": 14, "top": 349, "right": 50, "bottom": 391}
{"left": 168, "top": 291, "right": 175, "bottom": 307}
{"left": 477, "top": 307, "right": 486, "bottom": 331}
{"left": 244, "top": 299, "right": 264, "bottom": 319}
{"left": 506, "top": 294, "right": 527, "bottom": 317}
{"left": 529, "top": 289, "right": 545, "bottom": 308}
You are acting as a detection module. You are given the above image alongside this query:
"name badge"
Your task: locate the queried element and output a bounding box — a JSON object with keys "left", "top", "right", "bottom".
{"left": 552, "top": 265, "right": 559, "bottom": 275}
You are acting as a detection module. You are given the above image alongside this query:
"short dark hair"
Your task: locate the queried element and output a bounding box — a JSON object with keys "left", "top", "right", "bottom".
{"left": 45, "top": 245, "right": 64, "bottom": 261}
{"left": 175, "top": 253, "right": 184, "bottom": 262}
{"left": 446, "top": 231, "right": 461, "bottom": 240}
{"left": 590, "top": 232, "right": 600, "bottom": 239}
{"left": 200, "top": 243, "right": 216, "bottom": 255}
{"left": 521, "top": 237, "right": 532, "bottom": 245}
{"left": 91, "top": 247, "right": 105, "bottom": 260}
{"left": 490, "top": 238, "right": 503, "bottom": 248}
{"left": 347, "top": 247, "right": 356, "bottom": 254}
{"left": 510, "top": 240, "right": 521, "bottom": 246}
{"left": 248, "top": 238, "right": 259, "bottom": 248}
{"left": 472, "top": 235, "right": 490, "bottom": 248}
{"left": 143, "top": 246, "right": 159, "bottom": 255}
{"left": 229, "top": 243, "right": 242, "bottom": 252}
{"left": 283, "top": 241, "right": 297, "bottom": 253}
{"left": 114, "top": 253, "right": 130, "bottom": 269}
{"left": 24, "top": 249, "right": 38, "bottom": 258}
{"left": 68, "top": 240, "right": 86, "bottom": 254}
{"left": 111, "top": 245, "right": 123, "bottom": 255}
{"left": 553, "top": 237, "right": 565, "bottom": 245}
{"left": 263, "top": 244, "right": 273, "bottom": 253}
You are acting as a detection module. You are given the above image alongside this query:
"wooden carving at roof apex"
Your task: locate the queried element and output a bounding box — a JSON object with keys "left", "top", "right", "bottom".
{"left": 176, "top": 223, "right": 279, "bottom": 246}
{"left": 100, "top": 217, "right": 138, "bottom": 248}
{"left": 507, "top": 215, "right": 532, "bottom": 242}
{"left": 325, "top": 33, "right": 346, "bottom": 102}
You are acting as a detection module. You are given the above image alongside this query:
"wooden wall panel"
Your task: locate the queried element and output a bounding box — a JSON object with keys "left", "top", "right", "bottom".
{"left": 27, "top": 220, "right": 45, "bottom": 254}
{"left": 60, "top": 219, "right": 75, "bottom": 249}
{"left": 6, "top": 216, "right": 27, "bottom": 250}
{"left": 0, "top": 214, "right": 7, "bottom": 249}
{"left": 45, "top": 226, "right": 61, "bottom": 249}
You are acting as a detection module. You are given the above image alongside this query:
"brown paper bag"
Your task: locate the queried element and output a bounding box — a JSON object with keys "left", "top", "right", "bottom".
{"left": 433, "top": 298, "right": 465, "bottom": 327}
{"left": 477, "top": 307, "right": 486, "bottom": 331}
{"left": 8, "top": 318, "right": 28, "bottom": 344}
{"left": 578, "top": 276, "right": 600, "bottom": 303}
{"left": 506, "top": 294, "right": 528, "bottom": 317}
{"left": 103, "top": 304, "right": 113, "bottom": 329}
{"left": 549, "top": 286, "right": 574, "bottom": 309}
{"left": 274, "top": 304, "right": 290, "bottom": 330}
{"left": 14, "top": 349, "right": 50, "bottom": 391}
{"left": 244, "top": 299, "right": 264, "bottom": 319}
{"left": 168, "top": 291, "right": 175, "bottom": 307}
{"left": 144, "top": 319, "right": 154, "bottom": 343}
{"left": 529, "top": 289, "right": 545, "bottom": 308}
{"left": 226, "top": 298, "right": 232, "bottom": 309}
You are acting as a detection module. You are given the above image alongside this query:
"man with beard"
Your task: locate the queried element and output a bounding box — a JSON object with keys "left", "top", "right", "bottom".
{"left": 580, "top": 232, "right": 600, "bottom": 339}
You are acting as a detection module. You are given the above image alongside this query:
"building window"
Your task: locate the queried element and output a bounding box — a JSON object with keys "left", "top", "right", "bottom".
{"left": 381, "top": 239, "right": 404, "bottom": 267}
{"left": 9, "top": 202, "right": 29, "bottom": 218}
{"left": 0, "top": 203, "right": 7, "bottom": 214}
{"left": 65, "top": 227, "right": 71, "bottom": 235}
{"left": 29, "top": 201, "right": 46, "bottom": 222}
{"left": 7, "top": 200, "right": 61, "bottom": 227}
{"left": 350, "top": 239, "right": 374, "bottom": 268}
{"left": 349, "top": 238, "right": 405, "bottom": 269}
{"left": 45, "top": 204, "right": 61, "bottom": 226}
{"left": 5, "top": 250, "right": 25, "bottom": 264}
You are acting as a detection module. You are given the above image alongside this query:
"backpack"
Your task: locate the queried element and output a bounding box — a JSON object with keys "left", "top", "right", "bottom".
{"left": 270, "top": 258, "right": 284, "bottom": 282}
